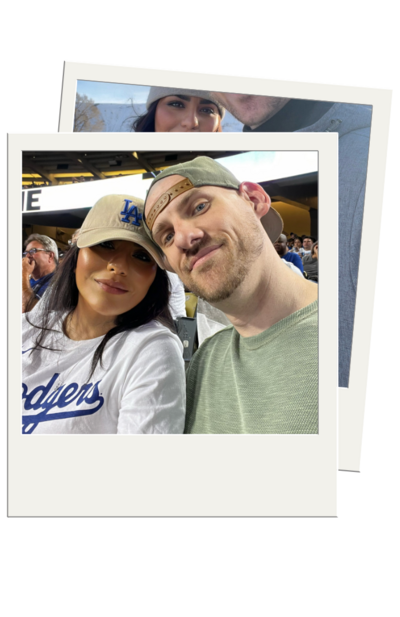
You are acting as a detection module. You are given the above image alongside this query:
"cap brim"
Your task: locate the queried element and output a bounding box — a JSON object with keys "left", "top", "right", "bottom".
{"left": 76, "top": 229, "right": 166, "bottom": 270}
{"left": 261, "top": 207, "right": 284, "bottom": 244}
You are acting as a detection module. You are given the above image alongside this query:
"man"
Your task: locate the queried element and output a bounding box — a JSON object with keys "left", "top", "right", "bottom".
{"left": 22, "top": 233, "right": 58, "bottom": 312}
{"left": 302, "top": 236, "right": 314, "bottom": 255}
{"left": 211, "top": 91, "right": 372, "bottom": 388}
{"left": 274, "top": 233, "right": 304, "bottom": 273}
{"left": 144, "top": 156, "right": 318, "bottom": 434}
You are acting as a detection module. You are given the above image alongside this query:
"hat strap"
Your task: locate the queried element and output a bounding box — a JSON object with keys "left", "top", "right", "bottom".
{"left": 146, "top": 178, "right": 194, "bottom": 231}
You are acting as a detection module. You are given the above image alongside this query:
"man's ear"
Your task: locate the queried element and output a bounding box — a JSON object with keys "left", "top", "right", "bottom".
{"left": 238, "top": 182, "right": 271, "bottom": 219}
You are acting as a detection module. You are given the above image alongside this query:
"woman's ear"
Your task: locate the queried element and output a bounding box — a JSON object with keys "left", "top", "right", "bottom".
{"left": 238, "top": 181, "right": 271, "bottom": 219}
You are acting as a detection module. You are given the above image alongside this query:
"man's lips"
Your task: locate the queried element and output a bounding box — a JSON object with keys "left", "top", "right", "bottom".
{"left": 95, "top": 279, "right": 128, "bottom": 294}
{"left": 189, "top": 245, "right": 222, "bottom": 271}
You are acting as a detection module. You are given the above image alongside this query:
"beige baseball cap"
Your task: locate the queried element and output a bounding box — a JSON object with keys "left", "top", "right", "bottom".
{"left": 77, "top": 194, "right": 167, "bottom": 269}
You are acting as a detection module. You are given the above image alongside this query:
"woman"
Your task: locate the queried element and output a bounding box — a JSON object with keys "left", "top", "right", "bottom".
{"left": 22, "top": 194, "right": 186, "bottom": 435}
{"left": 290, "top": 237, "right": 305, "bottom": 257}
{"left": 133, "top": 86, "right": 225, "bottom": 132}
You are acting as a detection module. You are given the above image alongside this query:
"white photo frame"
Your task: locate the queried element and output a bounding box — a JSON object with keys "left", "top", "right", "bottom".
{"left": 10, "top": 132, "right": 337, "bottom": 516}
{"left": 58, "top": 63, "right": 392, "bottom": 472}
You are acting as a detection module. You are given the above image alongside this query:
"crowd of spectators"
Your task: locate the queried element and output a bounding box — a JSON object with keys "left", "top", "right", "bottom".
{"left": 274, "top": 232, "right": 318, "bottom": 283}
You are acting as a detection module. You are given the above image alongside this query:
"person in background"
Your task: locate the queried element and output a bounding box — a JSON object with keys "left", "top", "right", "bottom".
{"left": 132, "top": 87, "right": 225, "bottom": 133}
{"left": 302, "top": 241, "right": 318, "bottom": 282}
{"left": 274, "top": 233, "right": 304, "bottom": 273}
{"left": 302, "top": 236, "right": 314, "bottom": 255}
{"left": 22, "top": 233, "right": 58, "bottom": 313}
{"left": 291, "top": 237, "right": 305, "bottom": 257}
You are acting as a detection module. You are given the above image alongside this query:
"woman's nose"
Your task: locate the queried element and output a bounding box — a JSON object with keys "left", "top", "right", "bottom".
{"left": 181, "top": 108, "right": 199, "bottom": 130}
{"left": 106, "top": 253, "right": 128, "bottom": 275}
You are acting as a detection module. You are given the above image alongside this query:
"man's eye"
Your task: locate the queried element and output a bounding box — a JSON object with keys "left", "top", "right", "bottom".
{"left": 98, "top": 241, "right": 114, "bottom": 249}
{"left": 163, "top": 231, "right": 174, "bottom": 246}
{"left": 194, "top": 202, "right": 208, "bottom": 214}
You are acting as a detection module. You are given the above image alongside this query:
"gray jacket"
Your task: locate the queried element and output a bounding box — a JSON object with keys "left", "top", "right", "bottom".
{"left": 297, "top": 103, "right": 371, "bottom": 387}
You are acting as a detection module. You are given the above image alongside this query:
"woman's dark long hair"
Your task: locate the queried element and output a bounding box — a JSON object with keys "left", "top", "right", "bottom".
{"left": 25, "top": 244, "right": 174, "bottom": 380}
{"left": 132, "top": 101, "right": 158, "bottom": 132}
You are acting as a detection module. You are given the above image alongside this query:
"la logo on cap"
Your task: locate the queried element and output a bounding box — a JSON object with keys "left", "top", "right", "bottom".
{"left": 120, "top": 199, "right": 143, "bottom": 226}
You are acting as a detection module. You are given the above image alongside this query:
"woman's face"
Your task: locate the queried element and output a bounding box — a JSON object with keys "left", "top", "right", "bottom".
{"left": 294, "top": 238, "right": 302, "bottom": 249}
{"left": 154, "top": 95, "right": 221, "bottom": 132}
{"left": 75, "top": 240, "right": 157, "bottom": 321}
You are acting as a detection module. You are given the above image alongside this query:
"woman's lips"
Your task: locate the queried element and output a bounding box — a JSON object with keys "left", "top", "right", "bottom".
{"left": 95, "top": 279, "right": 128, "bottom": 295}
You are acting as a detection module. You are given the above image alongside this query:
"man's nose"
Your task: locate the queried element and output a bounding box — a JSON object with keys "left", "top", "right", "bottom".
{"left": 174, "top": 220, "right": 204, "bottom": 250}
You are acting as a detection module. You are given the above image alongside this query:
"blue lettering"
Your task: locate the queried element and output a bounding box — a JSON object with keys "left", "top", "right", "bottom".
{"left": 83, "top": 381, "right": 104, "bottom": 406}
{"left": 120, "top": 199, "right": 143, "bottom": 226}
{"left": 40, "top": 387, "right": 63, "bottom": 413}
{"left": 23, "top": 373, "right": 60, "bottom": 410}
{"left": 57, "top": 383, "right": 80, "bottom": 408}
{"left": 22, "top": 377, "right": 105, "bottom": 433}
{"left": 76, "top": 384, "right": 93, "bottom": 404}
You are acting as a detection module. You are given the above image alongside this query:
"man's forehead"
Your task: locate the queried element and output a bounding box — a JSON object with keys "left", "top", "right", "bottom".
{"left": 26, "top": 240, "right": 43, "bottom": 249}
{"left": 146, "top": 174, "right": 188, "bottom": 213}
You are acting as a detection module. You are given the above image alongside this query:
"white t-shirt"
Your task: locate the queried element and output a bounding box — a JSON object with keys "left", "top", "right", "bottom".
{"left": 282, "top": 259, "right": 303, "bottom": 277}
{"left": 167, "top": 272, "right": 186, "bottom": 319}
{"left": 22, "top": 313, "right": 186, "bottom": 435}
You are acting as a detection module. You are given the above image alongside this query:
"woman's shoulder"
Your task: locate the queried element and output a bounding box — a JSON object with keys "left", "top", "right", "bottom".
{"left": 120, "top": 320, "right": 182, "bottom": 349}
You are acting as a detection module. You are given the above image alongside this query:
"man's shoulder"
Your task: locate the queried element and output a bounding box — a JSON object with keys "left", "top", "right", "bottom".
{"left": 298, "top": 102, "right": 372, "bottom": 137}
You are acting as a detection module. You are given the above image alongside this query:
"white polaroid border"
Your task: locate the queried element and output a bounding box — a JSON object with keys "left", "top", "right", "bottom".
{"left": 58, "top": 63, "right": 392, "bottom": 472}
{"left": 10, "top": 132, "right": 337, "bottom": 517}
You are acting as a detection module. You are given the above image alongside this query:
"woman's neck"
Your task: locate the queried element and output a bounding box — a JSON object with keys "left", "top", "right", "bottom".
{"left": 64, "top": 299, "right": 117, "bottom": 341}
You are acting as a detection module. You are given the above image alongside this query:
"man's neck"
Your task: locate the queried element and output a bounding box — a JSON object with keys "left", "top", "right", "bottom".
{"left": 213, "top": 248, "right": 318, "bottom": 338}
{"left": 32, "top": 264, "right": 55, "bottom": 281}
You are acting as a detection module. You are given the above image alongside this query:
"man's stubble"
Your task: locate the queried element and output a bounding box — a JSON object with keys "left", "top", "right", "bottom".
{"left": 180, "top": 218, "right": 265, "bottom": 304}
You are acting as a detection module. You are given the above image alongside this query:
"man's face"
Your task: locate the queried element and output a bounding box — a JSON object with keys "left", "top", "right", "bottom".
{"left": 211, "top": 93, "right": 290, "bottom": 129}
{"left": 273, "top": 234, "right": 287, "bottom": 257}
{"left": 24, "top": 241, "right": 53, "bottom": 279}
{"left": 145, "top": 176, "right": 267, "bottom": 303}
{"left": 303, "top": 238, "right": 313, "bottom": 251}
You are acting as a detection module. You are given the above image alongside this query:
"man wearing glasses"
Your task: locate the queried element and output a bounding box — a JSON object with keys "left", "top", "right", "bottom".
{"left": 22, "top": 234, "right": 58, "bottom": 313}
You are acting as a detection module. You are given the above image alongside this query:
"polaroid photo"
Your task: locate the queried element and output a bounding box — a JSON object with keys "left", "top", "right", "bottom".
{"left": 10, "top": 131, "right": 337, "bottom": 516}
{"left": 58, "top": 63, "right": 392, "bottom": 472}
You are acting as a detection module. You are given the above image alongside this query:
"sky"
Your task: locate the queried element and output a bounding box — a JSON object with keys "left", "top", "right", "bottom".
{"left": 77, "top": 80, "right": 150, "bottom": 104}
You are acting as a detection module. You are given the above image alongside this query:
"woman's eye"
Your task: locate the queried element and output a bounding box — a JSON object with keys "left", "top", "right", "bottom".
{"left": 200, "top": 106, "right": 217, "bottom": 115}
{"left": 99, "top": 241, "right": 114, "bottom": 249}
{"left": 133, "top": 251, "right": 152, "bottom": 262}
{"left": 167, "top": 101, "right": 185, "bottom": 109}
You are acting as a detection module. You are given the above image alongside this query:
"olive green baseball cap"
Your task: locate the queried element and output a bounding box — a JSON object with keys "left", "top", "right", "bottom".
{"left": 144, "top": 156, "right": 283, "bottom": 243}
{"left": 77, "top": 194, "right": 166, "bottom": 269}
